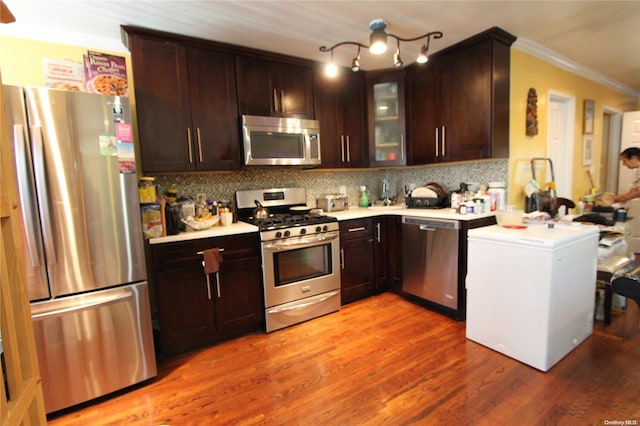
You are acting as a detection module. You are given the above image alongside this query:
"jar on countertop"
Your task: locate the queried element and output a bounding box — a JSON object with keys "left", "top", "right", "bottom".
{"left": 487, "top": 181, "right": 506, "bottom": 211}
{"left": 138, "top": 177, "right": 157, "bottom": 204}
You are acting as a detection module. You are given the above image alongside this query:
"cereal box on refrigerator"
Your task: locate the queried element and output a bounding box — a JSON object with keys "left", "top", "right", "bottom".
{"left": 43, "top": 58, "right": 86, "bottom": 92}
{"left": 83, "top": 51, "right": 129, "bottom": 96}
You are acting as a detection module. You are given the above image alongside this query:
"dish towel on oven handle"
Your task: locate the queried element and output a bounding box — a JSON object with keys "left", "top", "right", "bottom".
{"left": 202, "top": 248, "right": 223, "bottom": 274}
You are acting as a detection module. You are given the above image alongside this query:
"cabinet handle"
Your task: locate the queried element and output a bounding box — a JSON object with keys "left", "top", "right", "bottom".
{"left": 340, "top": 248, "right": 345, "bottom": 269}
{"left": 187, "top": 128, "right": 194, "bottom": 163}
{"left": 441, "top": 126, "right": 446, "bottom": 157}
{"left": 435, "top": 127, "right": 439, "bottom": 158}
{"left": 348, "top": 227, "right": 366, "bottom": 232}
{"left": 215, "top": 272, "right": 221, "bottom": 298}
{"left": 202, "top": 262, "right": 212, "bottom": 300}
{"left": 280, "top": 90, "right": 285, "bottom": 113}
{"left": 196, "top": 248, "right": 225, "bottom": 255}
{"left": 376, "top": 222, "right": 381, "bottom": 243}
{"left": 196, "top": 128, "right": 203, "bottom": 163}
{"left": 346, "top": 136, "right": 351, "bottom": 162}
{"left": 341, "top": 135, "right": 345, "bottom": 162}
{"left": 273, "top": 88, "right": 279, "bottom": 113}
{"left": 400, "top": 134, "right": 404, "bottom": 160}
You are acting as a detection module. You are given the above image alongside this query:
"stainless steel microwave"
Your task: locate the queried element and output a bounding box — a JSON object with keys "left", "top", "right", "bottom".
{"left": 241, "top": 115, "right": 321, "bottom": 166}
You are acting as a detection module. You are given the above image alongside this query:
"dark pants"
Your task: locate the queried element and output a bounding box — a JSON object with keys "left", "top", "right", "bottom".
{"left": 611, "top": 276, "right": 640, "bottom": 310}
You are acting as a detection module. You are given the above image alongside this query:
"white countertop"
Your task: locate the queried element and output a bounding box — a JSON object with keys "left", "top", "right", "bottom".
{"left": 148, "top": 221, "right": 259, "bottom": 244}
{"left": 148, "top": 207, "right": 496, "bottom": 244}
{"left": 326, "top": 206, "right": 496, "bottom": 221}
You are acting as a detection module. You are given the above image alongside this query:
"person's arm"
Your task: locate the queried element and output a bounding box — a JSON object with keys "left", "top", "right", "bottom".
{"left": 613, "top": 187, "right": 640, "bottom": 202}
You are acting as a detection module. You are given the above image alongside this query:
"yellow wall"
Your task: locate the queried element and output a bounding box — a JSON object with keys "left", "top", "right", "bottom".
{"left": 0, "top": 36, "right": 132, "bottom": 86}
{"left": 509, "top": 49, "right": 639, "bottom": 208}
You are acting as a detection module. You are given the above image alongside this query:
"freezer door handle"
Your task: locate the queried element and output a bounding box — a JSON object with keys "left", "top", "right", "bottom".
{"left": 13, "top": 124, "right": 41, "bottom": 268}
{"left": 30, "top": 125, "right": 57, "bottom": 266}
{"left": 31, "top": 291, "right": 133, "bottom": 320}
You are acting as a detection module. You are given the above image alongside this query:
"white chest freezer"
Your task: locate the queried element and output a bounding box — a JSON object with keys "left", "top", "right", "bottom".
{"left": 465, "top": 223, "right": 599, "bottom": 372}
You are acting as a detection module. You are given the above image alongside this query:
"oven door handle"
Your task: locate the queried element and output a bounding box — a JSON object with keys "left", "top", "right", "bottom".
{"left": 265, "top": 290, "right": 340, "bottom": 314}
{"left": 262, "top": 233, "right": 339, "bottom": 252}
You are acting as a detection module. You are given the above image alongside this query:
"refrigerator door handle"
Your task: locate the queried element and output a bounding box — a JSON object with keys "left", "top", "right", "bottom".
{"left": 31, "top": 291, "right": 133, "bottom": 320}
{"left": 13, "top": 124, "right": 41, "bottom": 268}
{"left": 30, "top": 125, "right": 57, "bottom": 266}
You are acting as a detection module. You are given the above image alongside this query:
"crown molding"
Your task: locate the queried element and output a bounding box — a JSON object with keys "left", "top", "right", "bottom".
{"left": 513, "top": 37, "right": 639, "bottom": 100}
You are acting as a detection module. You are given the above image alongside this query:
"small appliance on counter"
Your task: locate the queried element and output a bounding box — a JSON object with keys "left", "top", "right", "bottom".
{"left": 405, "top": 183, "right": 450, "bottom": 209}
{"left": 316, "top": 193, "right": 349, "bottom": 212}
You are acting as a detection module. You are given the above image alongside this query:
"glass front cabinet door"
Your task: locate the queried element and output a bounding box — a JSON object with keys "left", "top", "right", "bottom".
{"left": 367, "top": 73, "right": 406, "bottom": 167}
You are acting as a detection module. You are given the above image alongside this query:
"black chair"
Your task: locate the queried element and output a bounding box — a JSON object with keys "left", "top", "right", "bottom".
{"left": 611, "top": 268, "right": 640, "bottom": 311}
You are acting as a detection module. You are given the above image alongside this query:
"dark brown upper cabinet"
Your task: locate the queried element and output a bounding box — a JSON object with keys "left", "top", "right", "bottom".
{"left": 313, "top": 71, "right": 367, "bottom": 168}
{"left": 367, "top": 71, "right": 407, "bottom": 167}
{"left": 126, "top": 33, "right": 241, "bottom": 172}
{"left": 236, "top": 56, "right": 314, "bottom": 119}
{"left": 407, "top": 27, "right": 516, "bottom": 165}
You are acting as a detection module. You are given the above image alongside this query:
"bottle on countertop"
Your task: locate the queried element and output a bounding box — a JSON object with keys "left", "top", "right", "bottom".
{"left": 165, "top": 185, "right": 178, "bottom": 204}
{"left": 359, "top": 186, "right": 370, "bottom": 208}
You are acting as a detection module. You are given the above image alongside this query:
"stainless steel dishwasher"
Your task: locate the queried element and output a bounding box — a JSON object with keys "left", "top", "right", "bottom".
{"left": 401, "top": 216, "right": 460, "bottom": 309}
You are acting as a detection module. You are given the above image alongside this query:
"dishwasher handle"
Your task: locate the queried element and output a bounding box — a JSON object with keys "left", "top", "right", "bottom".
{"left": 402, "top": 216, "right": 460, "bottom": 230}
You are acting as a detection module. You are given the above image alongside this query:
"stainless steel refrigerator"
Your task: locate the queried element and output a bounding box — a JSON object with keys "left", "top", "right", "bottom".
{"left": 3, "top": 85, "right": 157, "bottom": 413}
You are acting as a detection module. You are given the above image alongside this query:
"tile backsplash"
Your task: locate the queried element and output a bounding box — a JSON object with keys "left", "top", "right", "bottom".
{"left": 153, "top": 159, "right": 508, "bottom": 207}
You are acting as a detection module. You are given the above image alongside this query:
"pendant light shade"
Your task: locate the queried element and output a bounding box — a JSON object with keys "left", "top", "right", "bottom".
{"left": 369, "top": 20, "right": 388, "bottom": 54}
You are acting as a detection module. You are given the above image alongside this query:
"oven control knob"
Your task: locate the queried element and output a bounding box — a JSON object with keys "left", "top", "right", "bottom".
{"left": 284, "top": 230, "right": 291, "bottom": 237}
{"left": 300, "top": 228, "right": 307, "bottom": 235}
{"left": 275, "top": 231, "right": 283, "bottom": 238}
{"left": 323, "top": 225, "right": 329, "bottom": 231}
{"left": 315, "top": 226, "right": 322, "bottom": 233}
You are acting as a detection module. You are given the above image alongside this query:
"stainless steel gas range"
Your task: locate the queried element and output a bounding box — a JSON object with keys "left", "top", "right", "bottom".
{"left": 236, "top": 188, "right": 341, "bottom": 332}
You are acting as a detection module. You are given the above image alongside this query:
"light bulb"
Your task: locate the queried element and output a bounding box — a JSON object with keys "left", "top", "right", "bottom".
{"left": 416, "top": 45, "right": 429, "bottom": 64}
{"left": 325, "top": 62, "right": 338, "bottom": 77}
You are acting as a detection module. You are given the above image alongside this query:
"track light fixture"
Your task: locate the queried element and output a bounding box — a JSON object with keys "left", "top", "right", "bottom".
{"left": 351, "top": 45, "right": 361, "bottom": 72}
{"left": 320, "top": 19, "right": 443, "bottom": 75}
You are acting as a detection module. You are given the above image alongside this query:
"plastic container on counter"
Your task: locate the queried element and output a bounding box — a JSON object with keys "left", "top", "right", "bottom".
{"left": 487, "top": 181, "right": 506, "bottom": 211}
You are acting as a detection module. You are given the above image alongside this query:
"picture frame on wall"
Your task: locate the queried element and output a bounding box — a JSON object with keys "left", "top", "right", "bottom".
{"left": 583, "top": 135, "right": 594, "bottom": 166}
{"left": 583, "top": 99, "right": 595, "bottom": 134}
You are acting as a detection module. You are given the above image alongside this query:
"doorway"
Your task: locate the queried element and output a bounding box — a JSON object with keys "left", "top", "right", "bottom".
{"left": 601, "top": 108, "right": 622, "bottom": 193}
{"left": 547, "top": 91, "right": 575, "bottom": 198}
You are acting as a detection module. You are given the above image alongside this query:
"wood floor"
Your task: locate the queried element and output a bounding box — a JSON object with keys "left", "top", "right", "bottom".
{"left": 48, "top": 292, "right": 640, "bottom": 425}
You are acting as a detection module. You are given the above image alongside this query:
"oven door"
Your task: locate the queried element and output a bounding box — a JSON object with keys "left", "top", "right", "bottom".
{"left": 262, "top": 230, "right": 340, "bottom": 308}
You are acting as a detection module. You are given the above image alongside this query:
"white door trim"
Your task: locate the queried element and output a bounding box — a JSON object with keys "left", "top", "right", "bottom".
{"left": 602, "top": 106, "right": 623, "bottom": 193}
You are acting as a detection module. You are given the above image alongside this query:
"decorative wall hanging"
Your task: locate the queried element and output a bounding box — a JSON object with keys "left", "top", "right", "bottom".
{"left": 583, "top": 99, "right": 595, "bottom": 134}
{"left": 582, "top": 135, "right": 594, "bottom": 166}
{"left": 526, "top": 88, "right": 538, "bottom": 136}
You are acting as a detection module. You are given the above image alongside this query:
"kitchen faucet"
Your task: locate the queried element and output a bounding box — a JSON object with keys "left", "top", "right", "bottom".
{"left": 381, "top": 179, "right": 391, "bottom": 206}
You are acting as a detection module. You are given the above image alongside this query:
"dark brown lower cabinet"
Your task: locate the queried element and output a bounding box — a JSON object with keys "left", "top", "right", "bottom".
{"left": 340, "top": 218, "right": 375, "bottom": 304}
{"left": 150, "top": 233, "right": 263, "bottom": 356}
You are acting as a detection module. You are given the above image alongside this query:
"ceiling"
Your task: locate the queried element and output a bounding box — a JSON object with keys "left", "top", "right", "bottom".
{"left": 2, "top": 1, "right": 639, "bottom": 98}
